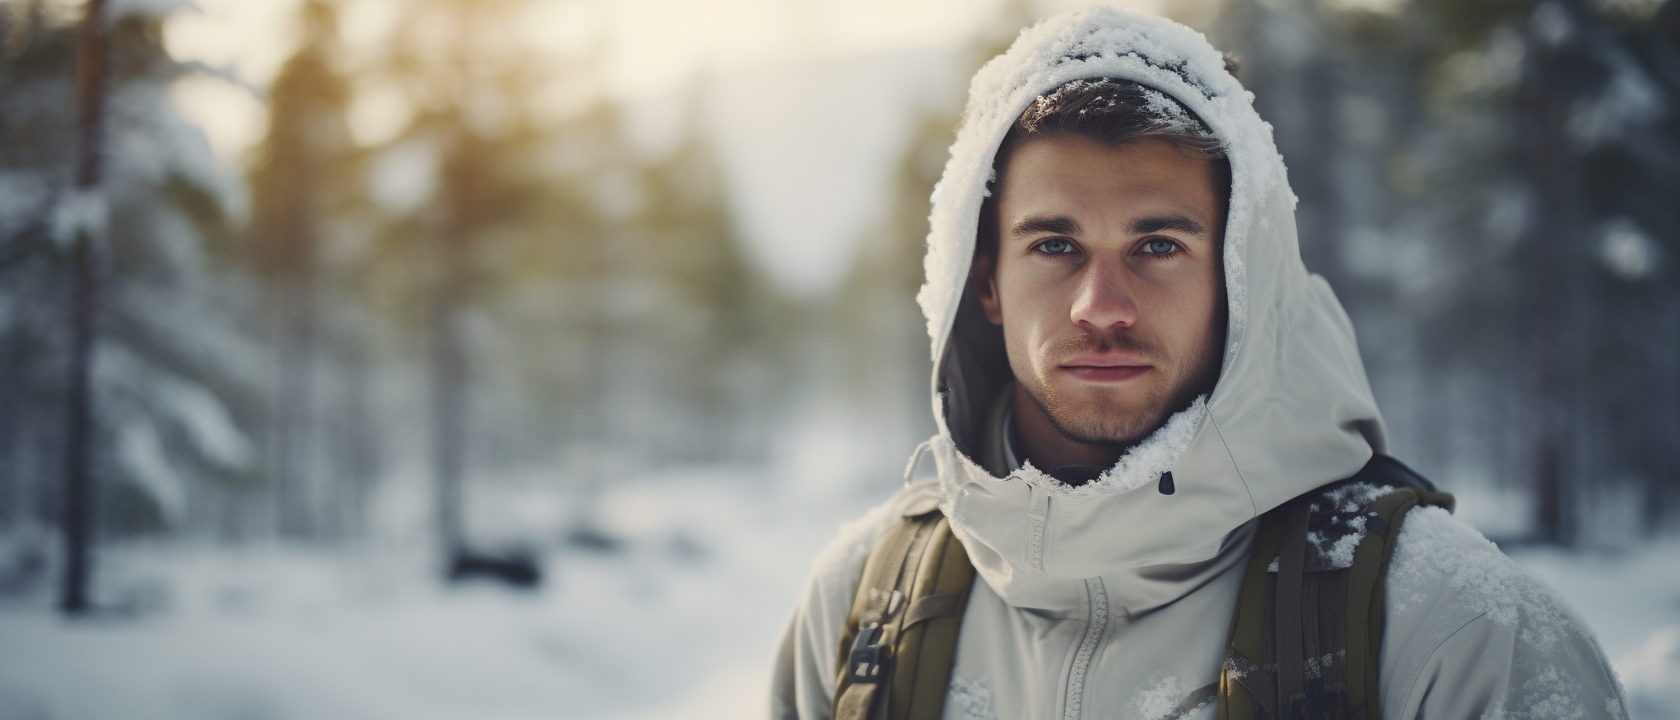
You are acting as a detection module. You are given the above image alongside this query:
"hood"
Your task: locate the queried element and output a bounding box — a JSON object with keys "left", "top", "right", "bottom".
{"left": 917, "top": 8, "right": 1387, "bottom": 611}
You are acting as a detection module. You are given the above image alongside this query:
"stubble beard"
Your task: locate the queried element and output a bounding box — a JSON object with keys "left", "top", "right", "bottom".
{"left": 1018, "top": 328, "right": 1218, "bottom": 450}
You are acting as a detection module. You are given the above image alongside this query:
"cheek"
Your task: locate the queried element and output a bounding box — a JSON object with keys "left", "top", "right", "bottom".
{"left": 1141, "top": 266, "right": 1223, "bottom": 348}
{"left": 994, "top": 265, "right": 1072, "bottom": 369}
{"left": 998, "top": 270, "right": 1068, "bottom": 335}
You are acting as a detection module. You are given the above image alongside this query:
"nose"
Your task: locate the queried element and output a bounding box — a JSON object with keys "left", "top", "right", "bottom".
{"left": 1069, "top": 258, "right": 1138, "bottom": 332}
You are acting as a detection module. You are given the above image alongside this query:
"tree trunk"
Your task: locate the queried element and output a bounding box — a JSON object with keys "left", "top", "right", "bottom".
{"left": 60, "top": 0, "right": 107, "bottom": 615}
{"left": 432, "top": 129, "right": 477, "bottom": 567}
{"left": 431, "top": 244, "right": 467, "bottom": 562}
{"left": 1524, "top": 1, "right": 1582, "bottom": 546}
{"left": 272, "top": 269, "right": 317, "bottom": 540}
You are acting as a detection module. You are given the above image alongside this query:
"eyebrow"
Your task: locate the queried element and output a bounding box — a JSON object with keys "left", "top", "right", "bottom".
{"left": 1009, "top": 213, "right": 1208, "bottom": 240}
{"left": 1131, "top": 215, "right": 1207, "bottom": 236}
{"left": 1010, "top": 215, "right": 1081, "bottom": 239}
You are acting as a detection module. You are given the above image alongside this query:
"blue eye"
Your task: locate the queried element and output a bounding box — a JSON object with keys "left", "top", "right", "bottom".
{"left": 1143, "top": 238, "right": 1178, "bottom": 255}
{"left": 1038, "top": 238, "right": 1075, "bottom": 255}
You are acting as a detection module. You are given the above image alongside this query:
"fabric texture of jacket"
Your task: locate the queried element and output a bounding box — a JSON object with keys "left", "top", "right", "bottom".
{"left": 771, "top": 8, "right": 1627, "bottom": 720}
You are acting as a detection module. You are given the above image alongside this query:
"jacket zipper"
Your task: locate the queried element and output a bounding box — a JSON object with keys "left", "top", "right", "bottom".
{"left": 1063, "top": 576, "right": 1109, "bottom": 720}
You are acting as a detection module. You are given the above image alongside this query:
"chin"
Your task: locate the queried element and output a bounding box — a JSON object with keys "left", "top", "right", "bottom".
{"left": 1053, "top": 407, "right": 1170, "bottom": 447}
{"left": 1040, "top": 385, "right": 1173, "bottom": 447}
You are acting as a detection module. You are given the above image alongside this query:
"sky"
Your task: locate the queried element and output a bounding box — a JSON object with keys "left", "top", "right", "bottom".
{"left": 157, "top": 0, "right": 1180, "bottom": 295}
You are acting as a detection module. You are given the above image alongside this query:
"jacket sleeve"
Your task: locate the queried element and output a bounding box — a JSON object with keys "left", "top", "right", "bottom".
{"left": 1391, "top": 609, "right": 1628, "bottom": 720}
{"left": 771, "top": 499, "right": 902, "bottom": 720}
{"left": 770, "top": 580, "right": 844, "bottom": 720}
{"left": 1380, "top": 507, "right": 1630, "bottom": 720}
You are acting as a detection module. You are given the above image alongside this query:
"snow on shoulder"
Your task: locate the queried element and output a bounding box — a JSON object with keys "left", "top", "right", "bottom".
{"left": 1385, "top": 506, "right": 1629, "bottom": 719}
{"left": 1389, "top": 507, "right": 1580, "bottom": 637}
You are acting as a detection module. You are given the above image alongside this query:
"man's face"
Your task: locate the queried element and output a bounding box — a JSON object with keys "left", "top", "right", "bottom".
{"left": 975, "top": 134, "right": 1227, "bottom": 448}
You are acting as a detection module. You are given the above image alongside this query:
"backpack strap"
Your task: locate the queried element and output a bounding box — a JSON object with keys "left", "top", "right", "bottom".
{"left": 833, "top": 510, "right": 976, "bottom": 720}
{"left": 1219, "top": 455, "right": 1454, "bottom": 720}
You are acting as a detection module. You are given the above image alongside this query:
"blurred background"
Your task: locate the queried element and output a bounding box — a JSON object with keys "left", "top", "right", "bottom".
{"left": 1, "top": 0, "right": 1677, "bottom": 717}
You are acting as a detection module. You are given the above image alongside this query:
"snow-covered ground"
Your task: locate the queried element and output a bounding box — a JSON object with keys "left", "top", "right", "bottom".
{"left": 0, "top": 465, "right": 884, "bottom": 720}
{"left": 2, "top": 471, "right": 1678, "bottom": 720}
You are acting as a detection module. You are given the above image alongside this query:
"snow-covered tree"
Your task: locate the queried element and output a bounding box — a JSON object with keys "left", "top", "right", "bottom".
{"left": 0, "top": 1, "right": 262, "bottom": 605}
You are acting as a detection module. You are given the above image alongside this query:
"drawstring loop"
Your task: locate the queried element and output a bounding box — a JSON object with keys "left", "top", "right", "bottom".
{"left": 902, "top": 437, "right": 937, "bottom": 485}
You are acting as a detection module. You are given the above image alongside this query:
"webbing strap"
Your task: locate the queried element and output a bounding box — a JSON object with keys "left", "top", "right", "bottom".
{"left": 834, "top": 512, "right": 975, "bottom": 720}
{"left": 1218, "top": 459, "right": 1455, "bottom": 720}
{"left": 894, "top": 521, "right": 974, "bottom": 720}
{"left": 869, "top": 521, "right": 924, "bottom": 618}
{"left": 1274, "top": 502, "right": 1311, "bottom": 717}
{"left": 903, "top": 592, "right": 965, "bottom": 629}
{"left": 835, "top": 517, "right": 935, "bottom": 720}
{"left": 835, "top": 683, "right": 880, "bottom": 720}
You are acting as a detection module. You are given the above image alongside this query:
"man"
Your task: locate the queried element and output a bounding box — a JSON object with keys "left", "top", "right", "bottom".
{"left": 773, "top": 9, "right": 1625, "bottom": 720}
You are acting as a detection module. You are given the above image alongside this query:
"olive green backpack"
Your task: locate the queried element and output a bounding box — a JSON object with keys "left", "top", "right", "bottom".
{"left": 831, "top": 454, "right": 1454, "bottom": 720}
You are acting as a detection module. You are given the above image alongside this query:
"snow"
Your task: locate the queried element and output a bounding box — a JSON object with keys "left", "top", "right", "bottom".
{"left": 115, "top": 422, "right": 189, "bottom": 522}
{"left": 1133, "top": 674, "right": 1206, "bottom": 720}
{"left": 156, "top": 373, "right": 254, "bottom": 473}
{"left": 1303, "top": 482, "right": 1390, "bottom": 569}
{"left": 1512, "top": 663, "right": 1591, "bottom": 720}
{"left": 1617, "top": 627, "right": 1680, "bottom": 717}
{"left": 1015, "top": 395, "right": 1207, "bottom": 497}
{"left": 0, "top": 172, "right": 51, "bottom": 243}
{"left": 1, "top": 473, "right": 1676, "bottom": 719}
{"left": 947, "top": 674, "right": 999, "bottom": 720}
{"left": 1390, "top": 507, "right": 1574, "bottom": 636}
{"left": 1261, "top": 483, "right": 1401, "bottom": 574}
{"left": 1139, "top": 86, "right": 1217, "bottom": 139}
{"left": 0, "top": 467, "right": 882, "bottom": 720}
{"left": 49, "top": 189, "right": 108, "bottom": 251}
{"left": 1384, "top": 507, "right": 1680, "bottom": 718}
{"left": 1508, "top": 537, "right": 1680, "bottom": 719}
{"left": 1313, "top": 515, "right": 1369, "bottom": 569}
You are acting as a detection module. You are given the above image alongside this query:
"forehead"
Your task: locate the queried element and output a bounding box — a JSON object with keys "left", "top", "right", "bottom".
{"left": 996, "top": 135, "right": 1222, "bottom": 227}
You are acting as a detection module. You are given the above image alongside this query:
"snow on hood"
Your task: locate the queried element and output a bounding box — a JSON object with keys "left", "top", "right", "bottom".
{"left": 918, "top": 8, "right": 1388, "bottom": 610}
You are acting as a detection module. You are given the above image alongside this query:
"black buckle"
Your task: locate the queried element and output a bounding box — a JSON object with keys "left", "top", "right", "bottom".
{"left": 848, "top": 624, "right": 889, "bottom": 684}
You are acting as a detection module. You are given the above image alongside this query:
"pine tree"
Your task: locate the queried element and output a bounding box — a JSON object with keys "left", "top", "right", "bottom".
{"left": 246, "top": 0, "right": 359, "bottom": 542}
{"left": 0, "top": 1, "right": 260, "bottom": 607}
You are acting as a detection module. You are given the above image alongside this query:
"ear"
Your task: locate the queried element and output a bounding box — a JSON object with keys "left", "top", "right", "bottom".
{"left": 972, "top": 253, "right": 1004, "bottom": 325}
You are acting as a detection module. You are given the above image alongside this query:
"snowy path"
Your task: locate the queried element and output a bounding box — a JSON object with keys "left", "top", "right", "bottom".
{"left": 2, "top": 473, "right": 1677, "bottom": 720}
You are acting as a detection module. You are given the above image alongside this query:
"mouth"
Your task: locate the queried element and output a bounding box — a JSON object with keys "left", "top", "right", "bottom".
{"left": 1057, "top": 353, "right": 1152, "bottom": 383}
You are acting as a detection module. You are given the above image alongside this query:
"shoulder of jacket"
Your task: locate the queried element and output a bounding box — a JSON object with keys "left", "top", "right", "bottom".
{"left": 1382, "top": 505, "right": 1612, "bottom": 694}
{"left": 801, "top": 479, "right": 944, "bottom": 611}
{"left": 1387, "top": 505, "right": 1583, "bottom": 635}
{"left": 1381, "top": 507, "right": 1627, "bottom": 719}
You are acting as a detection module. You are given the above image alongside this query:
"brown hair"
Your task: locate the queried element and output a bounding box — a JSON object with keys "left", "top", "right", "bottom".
{"left": 976, "top": 77, "right": 1232, "bottom": 258}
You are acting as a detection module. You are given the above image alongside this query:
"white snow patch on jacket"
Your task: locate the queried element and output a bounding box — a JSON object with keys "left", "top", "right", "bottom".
{"left": 1019, "top": 396, "right": 1207, "bottom": 499}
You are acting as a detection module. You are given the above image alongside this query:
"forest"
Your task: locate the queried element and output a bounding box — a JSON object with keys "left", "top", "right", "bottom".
{"left": 0, "top": 0, "right": 1677, "bottom": 718}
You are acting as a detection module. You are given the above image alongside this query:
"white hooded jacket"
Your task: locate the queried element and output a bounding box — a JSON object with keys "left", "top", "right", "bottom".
{"left": 772, "top": 9, "right": 1626, "bottom": 720}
